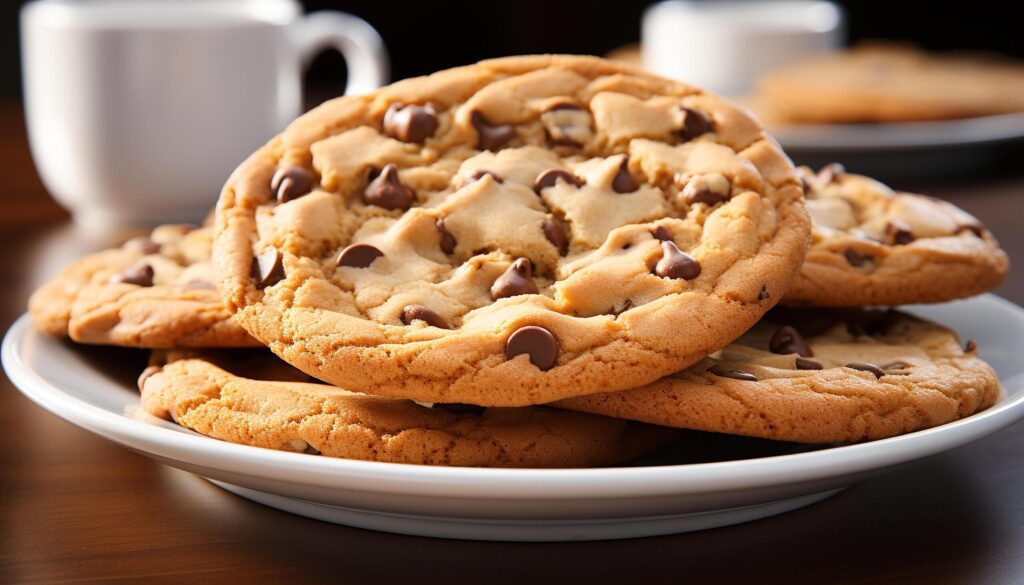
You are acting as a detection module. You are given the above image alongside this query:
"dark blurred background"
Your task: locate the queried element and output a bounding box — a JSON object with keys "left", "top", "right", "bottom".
{"left": 2, "top": 0, "right": 1023, "bottom": 99}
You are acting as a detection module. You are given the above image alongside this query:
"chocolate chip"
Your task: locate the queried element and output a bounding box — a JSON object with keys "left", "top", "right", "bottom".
{"left": 363, "top": 163, "right": 414, "bottom": 211}
{"left": 758, "top": 286, "right": 770, "bottom": 301}
{"left": 401, "top": 304, "right": 449, "bottom": 329}
{"left": 540, "top": 102, "right": 593, "bottom": 146}
{"left": 881, "top": 360, "right": 911, "bottom": 371}
{"left": 491, "top": 258, "right": 539, "bottom": 300}
{"left": 467, "top": 170, "right": 503, "bottom": 184}
{"left": 681, "top": 173, "right": 731, "bottom": 206}
{"left": 678, "top": 107, "right": 713, "bottom": 141}
{"left": 885, "top": 220, "right": 915, "bottom": 245}
{"left": 336, "top": 243, "right": 384, "bottom": 268}
{"left": 846, "top": 362, "right": 884, "bottom": 378}
{"left": 383, "top": 102, "right": 439, "bottom": 143}
{"left": 122, "top": 237, "right": 161, "bottom": 255}
{"left": 844, "top": 248, "right": 872, "bottom": 267}
{"left": 505, "top": 325, "right": 558, "bottom": 370}
{"left": 610, "top": 299, "right": 633, "bottom": 316}
{"left": 769, "top": 325, "right": 814, "bottom": 357}
{"left": 795, "top": 357, "right": 823, "bottom": 370}
{"left": 271, "top": 166, "right": 314, "bottom": 204}
{"left": 180, "top": 279, "right": 216, "bottom": 291}
{"left": 112, "top": 263, "right": 155, "bottom": 287}
{"left": 542, "top": 218, "right": 569, "bottom": 256}
{"left": 137, "top": 365, "right": 162, "bottom": 392}
{"left": 707, "top": 365, "right": 757, "bottom": 381}
{"left": 533, "top": 168, "right": 584, "bottom": 193}
{"left": 252, "top": 248, "right": 285, "bottom": 288}
{"left": 965, "top": 339, "right": 977, "bottom": 353}
{"left": 435, "top": 403, "right": 487, "bottom": 415}
{"left": 436, "top": 217, "right": 457, "bottom": 254}
{"left": 612, "top": 158, "right": 639, "bottom": 193}
{"left": 471, "top": 111, "right": 515, "bottom": 151}
{"left": 650, "top": 225, "right": 673, "bottom": 242}
{"left": 817, "top": 163, "right": 845, "bottom": 184}
{"left": 654, "top": 241, "right": 701, "bottom": 280}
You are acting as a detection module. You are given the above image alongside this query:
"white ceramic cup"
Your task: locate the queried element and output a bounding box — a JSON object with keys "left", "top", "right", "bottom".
{"left": 642, "top": 0, "right": 844, "bottom": 97}
{"left": 21, "top": 0, "right": 388, "bottom": 230}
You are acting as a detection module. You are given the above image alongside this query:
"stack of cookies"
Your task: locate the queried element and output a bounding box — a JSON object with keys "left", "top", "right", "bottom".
{"left": 29, "top": 56, "right": 1010, "bottom": 467}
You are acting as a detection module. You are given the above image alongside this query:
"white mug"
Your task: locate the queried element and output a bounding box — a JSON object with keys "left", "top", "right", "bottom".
{"left": 21, "top": 0, "right": 388, "bottom": 231}
{"left": 642, "top": 1, "right": 844, "bottom": 97}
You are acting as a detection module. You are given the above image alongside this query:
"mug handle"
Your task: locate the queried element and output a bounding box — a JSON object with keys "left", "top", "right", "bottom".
{"left": 289, "top": 11, "right": 389, "bottom": 95}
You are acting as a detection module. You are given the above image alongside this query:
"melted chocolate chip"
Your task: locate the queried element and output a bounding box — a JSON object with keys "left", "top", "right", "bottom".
{"left": 436, "top": 217, "right": 457, "bottom": 254}
{"left": 401, "top": 304, "right": 449, "bottom": 329}
{"left": 505, "top": 325, "right": 559, "bottom": 370}
{"left": 533, "top": 168, "right": 584, "bottom": 193}
{"left": 769, "top": 325, "right": 814, "bottom": 357}
{"left": 844, "top": 248, "right": 872, "bottom": 267}
{"left": 471, "top": 111, "right": 515, "bottom": 151}
{"left": 758, "top": 286, "right": 770, "bottom": 301}
{"left": 122, "top": 237, "right": 161, "bottom": 255}
{"left": 383, "top": 102, "right": 439, "bottom": 143}
{"left": 542, "top": 218, "right": 569, "bottom": 256}
{"left": 678, "top": 107, "right": 713, "bottom": 141}
{"left": 271, "top": 166, "right": 314, "bottom": 204}
{"left": 491, "top": 258, "right": 539, "bottom": 300}
{"left": 846, "top": 362, "right": 884, "bottom": 378}
{"left": 880, "top": 360, "right": 911, "bottom": 371}
{"left": 435, "top": 403, "right": 487, "bottom": 415}
{"left": 252, "top": 248, "right": 285, "bottom": 288}
{"left": 965, "top": 339, "right": 977, "bottom": 353}
{"left": 336, "top": 243, "right": 384, "bottom": 268}
{"left": 654, "top": 241, "right": 701, "bottom": 280}
{"left": 137, "top": 365, "right": 162, "bottom": 392}
{"left": 885, "top": 220, "right": 915, "bottom": 245}
{"left": 612, "top": 158, "right": 639, "bottom": 193}
{"left": 650, "top": 225, "right": 673, "bottom": 242}
{"left": 817, "top": 163, "right": 846, "bottom": 185}
{"left": 467, "top": 170, "right": 503, "bottom": 184}
{"left": 112, "top": 263, "right": 155, "bottom": 287}
{"left": 541, "top": 102, "right": 592, "bottom": 146}
{"left": 795, "top": 357, "right": 823, "bottom": 370}
{"left": 363, "top": 163, "right": 414, "bottom": 211}
{"left": 707, "top": 365, "right": 758, "bottom": 381}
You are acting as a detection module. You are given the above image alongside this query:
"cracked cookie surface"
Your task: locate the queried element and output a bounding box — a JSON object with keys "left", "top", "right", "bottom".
{"left": 215, "top": 55, "right": 809, "bottom": 406}
{"left": 29, "top": 224, "right": 258, "bottom": 348}
{"left": 557, "top": 308, "right": 1000, "bottom": 443}
{"left": 783, "top": 165, "right": 1009, "bottom": 306}
{"left": 139, "top": 350, "right": 676, "bottom": 468}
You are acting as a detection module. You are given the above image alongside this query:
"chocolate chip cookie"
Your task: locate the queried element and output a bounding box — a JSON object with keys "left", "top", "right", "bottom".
{"left": 215, "top": 55, "right": 809, "bottom": 406}
{"left": 29, "top": 224, "right": 258, "bottom": 348}
{"left": 139, "top": 350, "right": 676, "bottom": 467}
{"left": 754, "top": 43, "right": 1024, "bottom": 124}
{"left": 558, "top": 308, "right": 1000, "bottom": 443}
{"left": 783, "top": 165, "right": 1008, "bottom": 306}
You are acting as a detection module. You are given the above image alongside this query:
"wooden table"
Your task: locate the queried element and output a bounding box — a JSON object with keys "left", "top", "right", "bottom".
{"left": 2, "top": 101, "right": 1023, "bottom": 584}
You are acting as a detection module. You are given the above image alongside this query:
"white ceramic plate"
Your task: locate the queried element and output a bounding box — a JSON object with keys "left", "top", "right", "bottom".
{"left": 5, "top": 295, "right": 1024, "bottom": 542}
{"left": 770, "top": 112, "right": 1024, "bottom": 153}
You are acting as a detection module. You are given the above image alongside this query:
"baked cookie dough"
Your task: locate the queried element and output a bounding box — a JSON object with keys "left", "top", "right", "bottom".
{"left": 783, "top": 164, "right": 1008, "bottom": 306}
{"left": 557, "top": 308, "right": 1000, "bottom": 444}
{"left": 753, "top": 43, "right": 1024, "bottom": 124}
{"left": 139, "top": 350, "right": 676, "bottom": 468}
{"left": 215, "top": 54, "right": 809, "bottom": 406}
{"left": 29, "top": 224, "right": 258, "bottom": 348}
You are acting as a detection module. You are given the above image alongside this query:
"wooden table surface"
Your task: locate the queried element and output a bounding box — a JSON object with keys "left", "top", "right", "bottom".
{"left": 2, "top": 101, "right": 1023, "bottom": 585}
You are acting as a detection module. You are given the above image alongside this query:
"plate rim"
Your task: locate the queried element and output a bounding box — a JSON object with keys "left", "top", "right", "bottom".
{"left": 6, "top": 295, "right": 1024, "bottom": 500}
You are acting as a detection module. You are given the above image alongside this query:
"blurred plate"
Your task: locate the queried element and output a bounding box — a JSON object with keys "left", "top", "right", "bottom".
{"left": 5, "top": 295, "right": 1024, "bottom": 541}
{"left": 770, "top": 112, "right": 1024, "bottom": 152}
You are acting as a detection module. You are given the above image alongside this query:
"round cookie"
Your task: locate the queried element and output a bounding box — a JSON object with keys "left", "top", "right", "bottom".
{"left": 29, "top": 224, "right": 258, "bottom": 348}
{"left": 215, "top": 54, "right": 809, "bottom": 406}
{"left": 557, "top": 308, "right": 1000, "bottom": 444}
{"left": 753, "top": 43, "right": 1024, "bottom": 124}
{"left": 783, "top": 165, "right": 1008, "bottom": 306}
{"left": 139, "top": 350, "right": 677, "bottom": 468}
